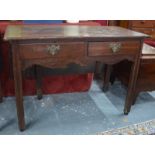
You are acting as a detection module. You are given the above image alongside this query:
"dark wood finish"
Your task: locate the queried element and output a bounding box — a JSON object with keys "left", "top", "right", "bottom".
{"left": 19, "top": 42, "right": 86, "bottom": 59}
{"left": 113, "top": 43, "right": 155, "bottom": 104}
{"left": 124, "top": 39, "right": 143, "bottom": 114}
{"left": 4, "top": 25, "right": 148, "bottom": 130}
{"left": 88, "top": 41, "right": 140, "bottom": 56}
{"left": 94, "top": 61, "right": 102, "bottom": 79}
{"left": 120, "top": 20, "right": 155, "bottom": 39}
{"left": 4, "top": 25, "right": 148, "bottom": 40}
{"left": 0, "top": 81, "right": 2, "bottom": 103}
{"left": 110, "top": 20, "right": 155, "bottom": 105}
{"left": 35, "top": 65, "right": 43, "bottom": 100}
{"left": 103, "top": 64, "right": 112, "bottom": 92}
{"left": 132, "top": 28, "right": 153, "bottom": 36}
{"left": 12, "top": 43, "right": 25, "bottom": 131}
{"left": 0, "top": 33, "right": 3, "bottom": 103}
{"left": 131, "top": 20, "right": 155, "bottom": 28}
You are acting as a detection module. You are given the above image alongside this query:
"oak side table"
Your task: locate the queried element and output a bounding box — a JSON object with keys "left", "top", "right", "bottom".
{"left": 4, "top": 25, "right": 148, "bottom": 131}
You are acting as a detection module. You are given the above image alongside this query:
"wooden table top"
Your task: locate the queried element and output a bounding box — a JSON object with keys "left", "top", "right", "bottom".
{"left": 4, "top": 25, "right": 149, "bottom": 41}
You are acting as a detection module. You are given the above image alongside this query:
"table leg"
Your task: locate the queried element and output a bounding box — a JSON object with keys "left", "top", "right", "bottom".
{"left": 35, "top": 65, "right": 43, "bottom": 100}
{"left": 13, "top": 45, "right": 25, "bottom": 131}
{"left": 124, "top": 54, "right": 141, "bottom": 115}
{"left": 94, "top": 61, "right": 102, "bottom": 79}
{"left": 132, "top": 91, "right": 139, "bottom": 105}
{"left": 103, "top": 64, "right": 112, "bottom": 92}
{"left": 0, "top": 81, "right": 2, "bottom": 103}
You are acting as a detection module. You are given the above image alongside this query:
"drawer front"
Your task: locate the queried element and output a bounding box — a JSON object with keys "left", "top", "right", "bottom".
{"left": 19, "top": 42, "right": 86, "bottom": 59}
{"left": 132, "top": 28, "right": 153, "bottom": 35}
{"left": 131, "top": 20, "right": 154, "bottom": 28}
{"left": 88, "top": 41, "right": 140, "bottom": 56}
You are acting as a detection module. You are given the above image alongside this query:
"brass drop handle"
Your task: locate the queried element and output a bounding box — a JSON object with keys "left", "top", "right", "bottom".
{"left": 47, "top": 44, "right": 60, "bottom": 55}
{"left": 109, "top": 42, "right": 122, "bottom": 53}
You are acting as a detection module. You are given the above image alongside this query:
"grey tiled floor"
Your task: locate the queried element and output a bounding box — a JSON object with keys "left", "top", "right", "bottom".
{"left": 0, "top": 80, "right": 155, "bottom": 135}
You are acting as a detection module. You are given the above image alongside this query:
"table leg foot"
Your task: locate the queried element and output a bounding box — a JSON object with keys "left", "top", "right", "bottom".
{"left": 20, "top": 128, "right": 25, "bottom": 132}
{"left": 132, "top": 102, "right": 135, "bottom": 105}
{"left": 110, "top": 74, "right": 116, "bottom": 85}
{"left": 124, "top": 108, "right": 130, "bottom": 115}
{"left": 102, "top": 86, "right": 108, "bottom": 92}
{"left": 37, "top": 89, "right": 43, "bottom": 100}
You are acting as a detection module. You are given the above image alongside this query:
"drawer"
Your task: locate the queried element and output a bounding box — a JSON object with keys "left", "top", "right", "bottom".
{"left": 131, "top": 20, "right": 154, "bottom": 28}
{"left": 19, "top": 42, "right": 86, "bottom": 59}
{"left": 132, "top": 28, "right": 153, "bottom": 36}
{"left": 88, "top": 41, "right": 140, "bottom": 56}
